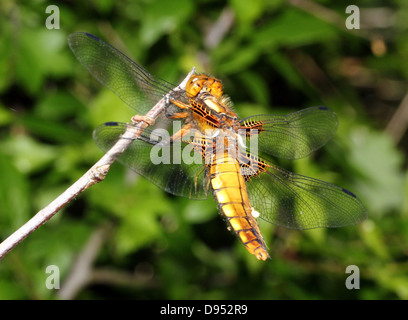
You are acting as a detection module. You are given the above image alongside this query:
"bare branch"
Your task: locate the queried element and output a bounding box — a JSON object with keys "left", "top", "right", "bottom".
{"left": 0, "top": 67, "right": 196, "bottom": 260}
{"left": 204, "top": 7, "right": 235, "bottom": 49}
{"left": 385, "top": 90, "right": 408, "bottom": 144}
{"left": 57, "top": 225, "right": 109, "bottom": 300}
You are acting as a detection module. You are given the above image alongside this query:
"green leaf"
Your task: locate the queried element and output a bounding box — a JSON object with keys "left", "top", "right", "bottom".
{"left": 267, "top": 52, "right": 312, "bottom": 93}
{"left": 218, "top": 46, "right": 260, "bottom": 74}
{"left": 1, "top": 135, "right": 59, "bottom": 173}
{"left": 115, "top": 180, "right": 169, "bottom": 256}
{"left": 35, "top": 91, "right": 86, "bottom": 121}
{"left": 0, "top": 20, "right": 12, "bottom": 93}
{"left": 89, "top": 90, "right": 135, "bottom": 128}
{"left": 115, "top": 205, "right": 162, "bottom": 255}
{"left": 19, "top": 115, "right": 87, "bottom": 144}
{"left": 0, "top": 153, "right": 30, "bottom": 235}
{"left": 183, "top": 198, "right": 216, "bottom": 224}
{"left": 87, "top": 170, "right": 169, "bottom": 256}
{"left": 236, "top": 70, "right": 270, "bottom": 106}
{"left": 16, "top": 29, "right": 72, "bottom": 94}
{"left": 90, "top": 0, "right": 115, "bottom": 14}
{"left": 230, "top": 0, "right": 266, "bottom": 25}
{"left": 346, "top": 126, "right": 404, "bottom": 215}
{"left": 0, "top": 104, "right": 13, "bottom": 126}
{"left": 360, "top": 220, "right": 390, "bottom": 260}
{"left": 252, "top": 9, "right": 337, "bottom": 49}
{"left": 140, "top": 0, "right": 195, "bottom": 47}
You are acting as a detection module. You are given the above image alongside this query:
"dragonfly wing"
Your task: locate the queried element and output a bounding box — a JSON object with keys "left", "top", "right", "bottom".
{"left": 240, "top": 106, "right": 338, "bottom": 159}
{"left": 239, "top": 153, "right": 367, "bottom": 229}
{"left": 93, "top": 122, "right": 210, "bottom": 199}
{"left": 68, "top": 32, "right": 184, "bottom": 114}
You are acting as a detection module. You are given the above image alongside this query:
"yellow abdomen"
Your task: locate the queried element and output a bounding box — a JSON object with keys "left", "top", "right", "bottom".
{"left": 210, "top": 152, "right": 269, "bottom": 261}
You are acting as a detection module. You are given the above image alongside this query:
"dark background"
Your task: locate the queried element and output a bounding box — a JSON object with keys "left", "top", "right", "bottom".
{"left": 0, "top": 0, "right": 407, "bottom": 299}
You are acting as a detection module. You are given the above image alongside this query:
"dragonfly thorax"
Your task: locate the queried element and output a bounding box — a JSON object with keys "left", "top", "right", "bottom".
{"left": 186, "top": 74, "right": 223, "bottom": 98}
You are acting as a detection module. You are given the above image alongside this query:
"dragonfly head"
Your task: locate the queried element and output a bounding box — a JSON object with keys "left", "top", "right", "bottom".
{"left": 186, "top": 74, "right": 223, "bottom": 98}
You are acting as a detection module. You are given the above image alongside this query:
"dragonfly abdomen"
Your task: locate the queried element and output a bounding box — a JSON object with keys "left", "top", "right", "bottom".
{"left": 210, "top": 154, "right": 269, "bottom": 261}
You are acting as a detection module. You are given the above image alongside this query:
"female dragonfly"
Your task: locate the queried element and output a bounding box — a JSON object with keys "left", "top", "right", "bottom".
{"left": 68, "top": 32, "right": 367, "bottom": 261}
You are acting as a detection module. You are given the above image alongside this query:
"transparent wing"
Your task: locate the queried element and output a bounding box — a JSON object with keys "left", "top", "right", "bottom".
{"left": 68, "top": 32, "right": 186, "bottom": 114}
{"left": 240, "top": 153, "right": 367, "bottom": 229}
{"left": 93, "top": 122, "right": 210, "bottom": 199}
{"left": 240, "top": 106, "right": 338, "bottom": 159}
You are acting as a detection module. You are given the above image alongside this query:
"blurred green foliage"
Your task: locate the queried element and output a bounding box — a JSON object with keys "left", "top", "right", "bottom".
{"left": 0, "top": 0, "right": 408, "bottom": 300}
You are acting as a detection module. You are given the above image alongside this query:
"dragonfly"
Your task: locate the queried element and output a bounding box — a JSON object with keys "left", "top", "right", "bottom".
{"left": 68, "top": 32, "right": 367, "bottom": 261}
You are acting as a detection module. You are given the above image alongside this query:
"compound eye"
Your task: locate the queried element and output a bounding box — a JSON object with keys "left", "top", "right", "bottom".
{"left": 186, "top": 75, "right": 208, "bottom": 97}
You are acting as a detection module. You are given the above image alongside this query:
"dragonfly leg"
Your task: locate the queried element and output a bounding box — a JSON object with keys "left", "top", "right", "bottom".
{"left": 156, "top": 123, "right": 195, "bottom": 148}
{"left": 169, "top": 123, "right": 194, "bottom": 142}
{"left": 168, "top": 112, "right": 189, "bottom": 119}
{"left": 131, "top": 115, "right": 156, "bottom": 126}
{"left": 170, "top": 98, "right": 190, "bottom": 109}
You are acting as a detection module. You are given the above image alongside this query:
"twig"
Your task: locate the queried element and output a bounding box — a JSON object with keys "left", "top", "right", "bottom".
{"left": 90, "top": 267, "right": 160, "bottom": 290}
{"left": 58, "top": 224, "right": 159, "bottom": 299}
{"left": 204, "top": 7, "right": 235, "bottom": 49}
{"left": 57, "top": 225, "right": 109, "bottom": 300}
{"left": 385, "top": 90, "right": 408, "bottom": 144}
{"left": 0, "top": 67, "right": 196, "bottom": 260}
